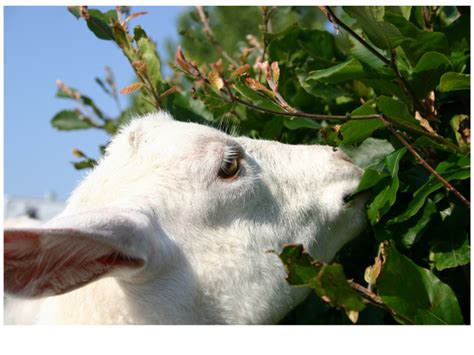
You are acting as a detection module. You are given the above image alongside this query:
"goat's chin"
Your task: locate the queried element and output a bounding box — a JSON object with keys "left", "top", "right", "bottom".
{"left": 312, "top": 192, "right": 369, "bottom": 263}
{"left": 337, "top": 191, "right": 369, "bottom": 250}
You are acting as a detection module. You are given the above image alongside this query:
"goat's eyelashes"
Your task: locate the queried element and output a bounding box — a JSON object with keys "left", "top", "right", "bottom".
{"left": 218, "top": 147, "right": 242, "bottom": 180}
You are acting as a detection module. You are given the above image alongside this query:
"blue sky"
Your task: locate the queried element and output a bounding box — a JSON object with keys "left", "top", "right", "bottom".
{"left": 4, "top": 6, "right": 187, "bottom": 200}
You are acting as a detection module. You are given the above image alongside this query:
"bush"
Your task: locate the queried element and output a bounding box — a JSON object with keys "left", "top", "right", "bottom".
{"left": 52, "top": 6, "right": 470, "bottom": 325}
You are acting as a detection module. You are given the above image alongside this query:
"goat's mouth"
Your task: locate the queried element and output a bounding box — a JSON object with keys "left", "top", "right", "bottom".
{"left": 343, "top": 190, "right": 371, "bottom": 206}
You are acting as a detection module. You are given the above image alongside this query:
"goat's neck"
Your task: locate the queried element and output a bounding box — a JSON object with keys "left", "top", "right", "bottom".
{"left": 43, "top": 276, "right": 208, "bottom": 324}
{"left": 38, "top": 278, "right": 135, "bottom": 324}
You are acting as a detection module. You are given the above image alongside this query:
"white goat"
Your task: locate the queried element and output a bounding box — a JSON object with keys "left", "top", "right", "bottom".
{"left": 4, "top": 112, "right": 367, "bottom": 324}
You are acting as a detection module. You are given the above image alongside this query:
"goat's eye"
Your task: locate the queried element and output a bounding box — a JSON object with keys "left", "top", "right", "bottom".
{"left": 218, "top": 156, "right": 241, "bottom": 179}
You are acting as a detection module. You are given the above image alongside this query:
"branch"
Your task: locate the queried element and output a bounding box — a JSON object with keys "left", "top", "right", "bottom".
{"left": 225, "top": 84, "right": 469, "bottom": 207}
{"left": 175, "top": 46, "right": 465, "bottom": 162}
{"left": 196, "top": 6, "right": 239, "bottom": 67}
{"left": 222, "top": 81, "right": 461, "bottom": 152}
{"left": 223, "top": 80, "right": 379, "bottom": 121}
{"left": 258, "top": 6, "right": 276, "bottom": 81}
{"left": 388, "top": 49, "right": 426, "bottom": 115}
{"left": 322, "top": 6, "right": 388, "bottom": 65}
{"left": 349, "top": 281, "right": 416, "bottom": 325}
{"left": 322, "top": 7, "right": 426, "bottom": 116}
{"left": 380, "top": 116, "right": 470, "bottom": 209}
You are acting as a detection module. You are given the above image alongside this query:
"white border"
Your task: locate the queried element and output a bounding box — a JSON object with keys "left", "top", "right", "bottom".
{"left": 1, "top": 2, "right": 473, "bottom": 355}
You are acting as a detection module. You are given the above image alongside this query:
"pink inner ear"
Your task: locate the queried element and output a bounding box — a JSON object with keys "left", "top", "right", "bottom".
{"left": 4, "top": 229, "right": 143, "bottom": 298}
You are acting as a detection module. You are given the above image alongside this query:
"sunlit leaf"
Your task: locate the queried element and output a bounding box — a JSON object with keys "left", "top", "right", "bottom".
{"left": 51, "top": 110, "right": 95, "bottom": 131}
{"left": 343, "top": 6, "right": 408, "bottom": 50}
{"left": 377, "top": 241, "right": 464, "bottom": 324}
{"left": 86, "top": 9, "right": 115, "bottom": 41}
{"left": 438, "top": 72, "right": 470, "bottom": 92}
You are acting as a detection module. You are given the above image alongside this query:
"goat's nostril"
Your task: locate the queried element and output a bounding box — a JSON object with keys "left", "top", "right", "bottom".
{"left": 343, "top": 193, "right": 353, "bottom": 204}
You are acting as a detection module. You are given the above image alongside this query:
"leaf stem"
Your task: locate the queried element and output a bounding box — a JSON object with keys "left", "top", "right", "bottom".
{"left": 380, "top": 116, "right": 470, "bottom": 208}
{"left": 349, "top": 281, "right": 416, "bottom": 324}
{"left": 223, "top": 81, "right": 379, "bottom": 121}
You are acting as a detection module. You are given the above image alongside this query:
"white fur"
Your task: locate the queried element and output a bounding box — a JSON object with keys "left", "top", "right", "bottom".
{"left": 4, "top": 111, "right": 367, "bottom": 324}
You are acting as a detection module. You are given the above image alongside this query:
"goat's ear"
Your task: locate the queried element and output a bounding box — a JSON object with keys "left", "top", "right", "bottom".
{"left": 4, "top": 228, "right": 144, "bottom": 298}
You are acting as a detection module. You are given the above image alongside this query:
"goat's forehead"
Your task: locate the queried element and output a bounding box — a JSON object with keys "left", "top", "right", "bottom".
{"left": 117, "top": 117, "right": 229, "bottom": 155}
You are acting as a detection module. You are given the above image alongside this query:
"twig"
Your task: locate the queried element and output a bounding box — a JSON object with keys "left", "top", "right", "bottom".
{"left": 175, "top": 47, "right": 463, "bottom": 154}
{"left": 349, "top": 281, "right": 416, "bottom": 325}
{"left": 322, "top": 7, "right": 426, "bottom": 116}
{"left": 323, "top": 6, "right": 388, "bottom": 65}
{"left": 389, "top": 49, "right": 426, "bottom": 115}
{"left": 221, "top": 81, "right": 461, "bottom": 152}
{"left": 223, "top": 81, "right": 379, "bottom": 121}
{"left": 105, "top": 66, "right": 122, "bottom": 113}
{"left": 380, "top": 116, "right": 470, "bottom": 208}
{"left": 258, "top": 7, "right": 276, "bottom": 81}
{"left": 141, "top": 73, "right": 162, "bottom": 110}
{"left": 196, "top": 6, "right": 239, "bottom": 67}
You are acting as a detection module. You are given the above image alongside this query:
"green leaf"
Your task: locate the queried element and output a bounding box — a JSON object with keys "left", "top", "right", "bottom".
{"left": 354, "top": 169, "right": 389, "bottom": 194}
{"left": 389, "top": 165, "right": 470, "bottom": 224}
{"left": 305, "top": 59, "right": 365, "bottom": 84}
{"left": 297, "top": 29, "right": 336, "bottom": 61}
{"left": 361, "top": 78, "right": 407, "bottom": 101}
{"left": 431, "top": 233, "right": 470, "bottom": 271}
{"left": 398, "top": 198, "right": 437, "bottom": 248}
{"left": 95, "top": 77, "right": 111, "bottom": 95}
{"left": 278, "top": 244, "right": 321, "bottom": 286}
{"left": 133, "top": 25, "right": 147, "bottom": 42}
{"left": 67, "top": 6, "right": 81, "bottom": 19}
{"left": 438, "top": 72, "right": 470, "bottom": 92}
{"left": 262, "top": 117, "right": 284, "bottom": 140}
{"left": 377, "top": 241, "right": 464, "bottom": 324}
{"left": 234, "top": 78, "right": 284, "bottom": 112}
{"left": 343, "top": 6, "right": 408, "bottom": 50}
{"left": 199, "top": 90, "right": 235, "bottom": 120}
{"left": 278, "top": 244, "right": 365, "bottom": 323}
{"left": 338, "top": 102, "right": 383, "bottom": 145}
{"left": 429, "top": 204, "right": 470, "bottom": 271}
{"left": 72, "top": 158, "right": 97, "bottom": 170}
{"left": 383, "top": 12, "right": 449, "bottom": 64}
{"left": 283, "top": 117, "right": 320, "bottom": 130}
{"left": 450, "top": 114, "right": 470, "bottom": 147}
{"left": 134, "top": 26, "right": 162, "bottom": 89}
{"left": 51, "top": 110, "right": 95, "bottom": 130}
{"left": 86, "top": 9, "right": 115, "bottom": 41}
{"left": 415, "top": 136, "right": 460, "bottom": 154}
{"left": 367, "top": 148, "right": 406, "bottom": 224}
{"left": 411, "top": 51, "right": 453, "bottom": 96}
{"left": 102, "top": 119, "right": 118, "bottom": 135}
{"left": 342, "top": 137, "right": 395, "bottom": 170}
{"left": 348, "top": 36, "right": 386, "bottom": 70}
{"left": 340, "top": 120, "right": 384, "bottom": 145}
{"left": 295, "top": 70, "right": 348, "bottom": 101}
{"left": 385, "top": 147, "right": 406, "bottom": 177}
{"left": 163, "top": 91, "right": 214, "bottom": 124}
{"left": 385, "top": 6, "right": 412, "bottom": 20}
{"left": 113, "top": 22, "right": 132, "bottom": 51}
{"left": 308, "top": 264, "right": 366, "bottom": 316}
{"left": 414, "top": 51, "right": 452, "bottom": 73}
{"left": 376, "top": 96, "right": 419, "bottom": 126}
{"left": 56, "top": 87, "right": 105, "bottom": 120}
